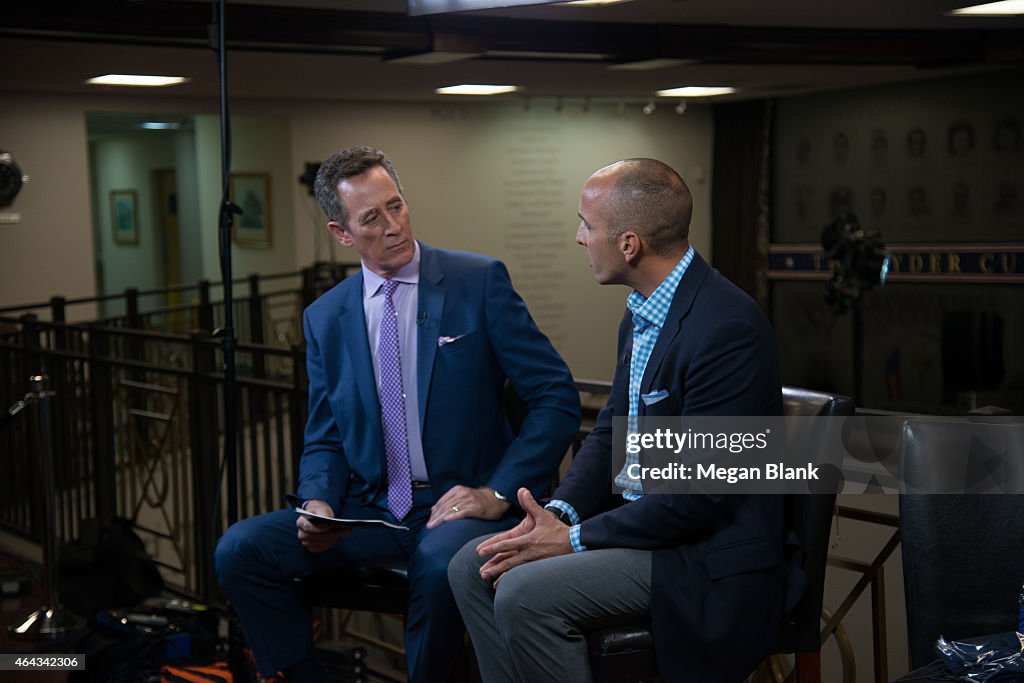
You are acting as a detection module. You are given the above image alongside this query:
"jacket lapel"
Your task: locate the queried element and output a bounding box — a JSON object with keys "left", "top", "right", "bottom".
{"left": 640, "top": 250, "right": 709, "bottom": 395}
{"left": 337, "top": 271, "right": 381, "bottom": 427}
{"left": 416, "top": 243, "right": 445, "bottom": 434}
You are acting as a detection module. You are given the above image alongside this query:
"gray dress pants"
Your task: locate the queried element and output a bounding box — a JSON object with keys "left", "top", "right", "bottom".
{"left": 448, "top": 533, "right": 653, "bottom": 683}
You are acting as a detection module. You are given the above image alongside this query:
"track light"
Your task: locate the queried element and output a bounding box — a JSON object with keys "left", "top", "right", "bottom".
{"left": 675, "top": 102, "right": 687, "bottom": 115}
{"left": 642, "top": 101, "right": 656, "bottom": 115}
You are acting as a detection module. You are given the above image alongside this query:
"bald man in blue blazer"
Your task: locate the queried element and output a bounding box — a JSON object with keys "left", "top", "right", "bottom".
{"left": 449, "top": 158, "right": 803, "bottom": 683}
{"left": 216, "top": 146, "right": 580, "bottom": 683}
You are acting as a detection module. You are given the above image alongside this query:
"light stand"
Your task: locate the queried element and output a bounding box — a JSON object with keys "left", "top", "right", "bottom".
{"left": 8, "top": 375, "right": 71, "bottom": 640}
{"left": 207, "top": 2, "right": 250, "bottom": 679}
{"left": 821, "top": 214, "right": 890, "bottom": 408}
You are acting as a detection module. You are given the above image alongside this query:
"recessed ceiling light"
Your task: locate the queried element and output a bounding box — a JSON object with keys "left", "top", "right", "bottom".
{"left": 435, "top": 84, "right": 519, "bottom": 95}
{"left": 656, "top": 86, "right": 737, "bottom": 97}
{"left": 949, "top": 0, "right": 1024, "bottom": 15}
{"left": 86, "top": 74, "right": 190, "bottom": 87}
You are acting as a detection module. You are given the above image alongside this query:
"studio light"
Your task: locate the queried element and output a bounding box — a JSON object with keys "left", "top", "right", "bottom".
{"left": 820, "top": 213, "right": 890, "bottom": 314}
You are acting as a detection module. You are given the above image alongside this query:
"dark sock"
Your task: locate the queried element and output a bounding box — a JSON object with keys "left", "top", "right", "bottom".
{"left": 281, "top": 651, "right": 329, "bottom": 683}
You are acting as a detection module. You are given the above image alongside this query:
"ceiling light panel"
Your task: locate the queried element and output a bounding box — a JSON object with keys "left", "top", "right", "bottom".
{"left": 949, "top": 1, "right": 1024, "bottom": 15}
{"left": 436, "top": 84, "right": 519, "bottom": 95}
{"left": 656, "top": 86, "right": 736, "bottom": 97}
{"left": 86, "top": 74, "right": 189, "bottom": 87}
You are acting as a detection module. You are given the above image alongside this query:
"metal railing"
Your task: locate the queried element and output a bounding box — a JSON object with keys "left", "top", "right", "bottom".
{"left": 1, "top": 285, "right": 901, "bottom": 678}
{"left": 0, "top": 263, "right": 358, "bottom": 601}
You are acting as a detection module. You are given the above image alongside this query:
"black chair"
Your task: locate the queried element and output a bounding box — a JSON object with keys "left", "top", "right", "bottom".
{"left": 899, "top": 418, "right": 1024, "bottom": 670}
{"left": 587, "top": 386, "right": 854, "bottom": 683}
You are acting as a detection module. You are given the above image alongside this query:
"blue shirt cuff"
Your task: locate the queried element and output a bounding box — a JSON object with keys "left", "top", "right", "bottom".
{"left": 546, "top": 499, "right": 580, "bottom": 526}
{"left": 569, "top": 524, "right": 587, "bottom": 553}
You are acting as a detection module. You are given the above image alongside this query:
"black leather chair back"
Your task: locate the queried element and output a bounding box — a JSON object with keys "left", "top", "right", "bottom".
{"left": 772, "top": 388, "right": 853, "bottom": 681}
{"left": 587, "top": 387, "right": 853, "bottom": 683}
{"left": 899, "top": 418, "right": 1024, "bottom": 669}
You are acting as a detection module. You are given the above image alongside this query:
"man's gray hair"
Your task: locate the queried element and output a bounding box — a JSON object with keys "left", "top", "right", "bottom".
{"left": 314, "top": 146, "right": 404, "bottom": 227}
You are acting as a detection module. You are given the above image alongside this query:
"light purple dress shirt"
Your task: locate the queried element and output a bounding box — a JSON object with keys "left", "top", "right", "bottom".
{"left": 361, "top": 241, "right": 428, "bottom": 483}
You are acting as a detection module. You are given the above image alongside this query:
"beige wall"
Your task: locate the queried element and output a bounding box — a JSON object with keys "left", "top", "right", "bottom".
{"left": 288, "top": 100, "right": 714, "bottom": 380}
{"left": 1, "top": 93, "right": 714, "bottom": 381}
{"left": 0, "top": 93, "right": 218, "bottom": 321}
{"left": 0, "top": 95, "right": 97, "bottom": 319}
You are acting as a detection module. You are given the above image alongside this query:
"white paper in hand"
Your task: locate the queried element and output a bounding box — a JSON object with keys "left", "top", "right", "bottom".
{"left": 294, "top": 507, "right": 409, "bottom": 531}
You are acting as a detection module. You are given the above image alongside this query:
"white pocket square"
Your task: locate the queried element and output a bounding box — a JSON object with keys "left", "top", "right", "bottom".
{"left": 437, "top": 334, "right": 467, "bottom": 347}
{"left": 641, "top": 389, "right": 670, "bottom": 406}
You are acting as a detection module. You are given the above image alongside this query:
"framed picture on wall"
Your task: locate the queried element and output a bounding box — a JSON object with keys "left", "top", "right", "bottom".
{"left": 230, "top": 173, "right": 272, "bottom": 248}
{"left": 110, "top": 189, "right": 139, "bottom": 246}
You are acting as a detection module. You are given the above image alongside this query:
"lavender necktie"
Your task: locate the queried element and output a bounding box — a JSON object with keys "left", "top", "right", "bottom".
{"left": 379, "top": 279, "right": 413, "bottom": 520}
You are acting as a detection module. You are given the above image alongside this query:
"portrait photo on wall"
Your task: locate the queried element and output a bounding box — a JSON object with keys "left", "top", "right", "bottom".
{"left": 993, "top": 119, "right": 1020, "bottom": 155}
{"left": 871, "top": 129, "right": 889, "bottom": 165}
{"left": 947, "top": 121, "right": 975, "bottom": 159}
{"left": 110, "top": 189, "right": 138, "bottom": 246}
{"left": 906, "top": 127, "right": 927, "bottom": 159}
{"left": 230, "top": 173, "right": 272, "bottom": 248}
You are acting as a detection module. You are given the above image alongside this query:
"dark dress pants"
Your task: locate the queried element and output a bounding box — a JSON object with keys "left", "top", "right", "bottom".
{"left": 215, "top": 486, "right": 517, "bottom": 683}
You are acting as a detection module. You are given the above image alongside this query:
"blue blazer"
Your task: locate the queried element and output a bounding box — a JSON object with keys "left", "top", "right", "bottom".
{"left": 298, "top": 242, "right": 580, "bottom": 513}
{"left": 553, "top": 251, "right": 803, "bottom": 683}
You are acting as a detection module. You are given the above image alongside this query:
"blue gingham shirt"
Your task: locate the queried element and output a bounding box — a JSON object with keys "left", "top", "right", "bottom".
{"left": 551, "top": 247, "right": 694, "bottom": 551}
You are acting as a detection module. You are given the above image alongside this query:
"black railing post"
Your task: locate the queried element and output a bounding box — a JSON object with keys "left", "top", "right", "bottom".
{"left": 197, "top": 279, "right": 214, "bottom": 332}
{"left": 20, "top": 314, "right": 41, "bottom": 378}
{"left": 88, "top": 323, "right": 117, "bottom": 521}
{"left": 125, "top": 288, "right": 141, "bottom": 329}
{"left": 289, "top": 342, "right": 307, "bottom": 485}
{"left": 189, "top": 331, "right": 221, "bottom": 603}
{"left": 300, "top": 264, "right": 316, "bottom": 310}
{"left": 248, "top": 274, "right": 265, "bottom": 380}
{"left": 48, "top": 297, "right": 69, "bottom": 533}
{"left": 49, "top": 296, "right": 66, "bottom": 327}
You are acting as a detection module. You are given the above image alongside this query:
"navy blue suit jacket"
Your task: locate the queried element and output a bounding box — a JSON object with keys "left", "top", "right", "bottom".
{"left": 553, "top": 251, "right": 802, "bottom": 682}
{"left": 298, "top": 242, "right": 580, "bottom": 513}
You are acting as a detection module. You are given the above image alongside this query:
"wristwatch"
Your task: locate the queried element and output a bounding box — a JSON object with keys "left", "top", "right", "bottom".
{"left": 544, "top": 505, "right": 573, "bottom": 526}
{"left": 490, "top": 488, "right": 508, "bottom": 502}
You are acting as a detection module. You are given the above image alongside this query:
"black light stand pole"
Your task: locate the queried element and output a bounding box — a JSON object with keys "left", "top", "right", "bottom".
{"left": 853, "top": 301, "right": 864, "bottom": 410}
{"left": 210, "top": 2, "right": 249, "bottom": 679}
{"left": 215, "top": 0, "right": 239, "bottom": 530}
{"left": 8, "top": 375, "right": 70, "bottom": 640}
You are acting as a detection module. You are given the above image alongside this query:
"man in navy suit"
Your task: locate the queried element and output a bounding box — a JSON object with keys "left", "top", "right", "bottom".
{"left": 449, "top": 158, "right": 802, "bottom": 683}
{"left": 216, "top": 146, "right": 580, "bottom": 683}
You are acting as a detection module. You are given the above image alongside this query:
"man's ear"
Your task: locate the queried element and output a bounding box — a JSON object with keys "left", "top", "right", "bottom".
{"left": 620, "top": 231, "right": 641, "bottom": 263}
{"left": 328, "top": 220, "right": 353, "bottom": 247}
